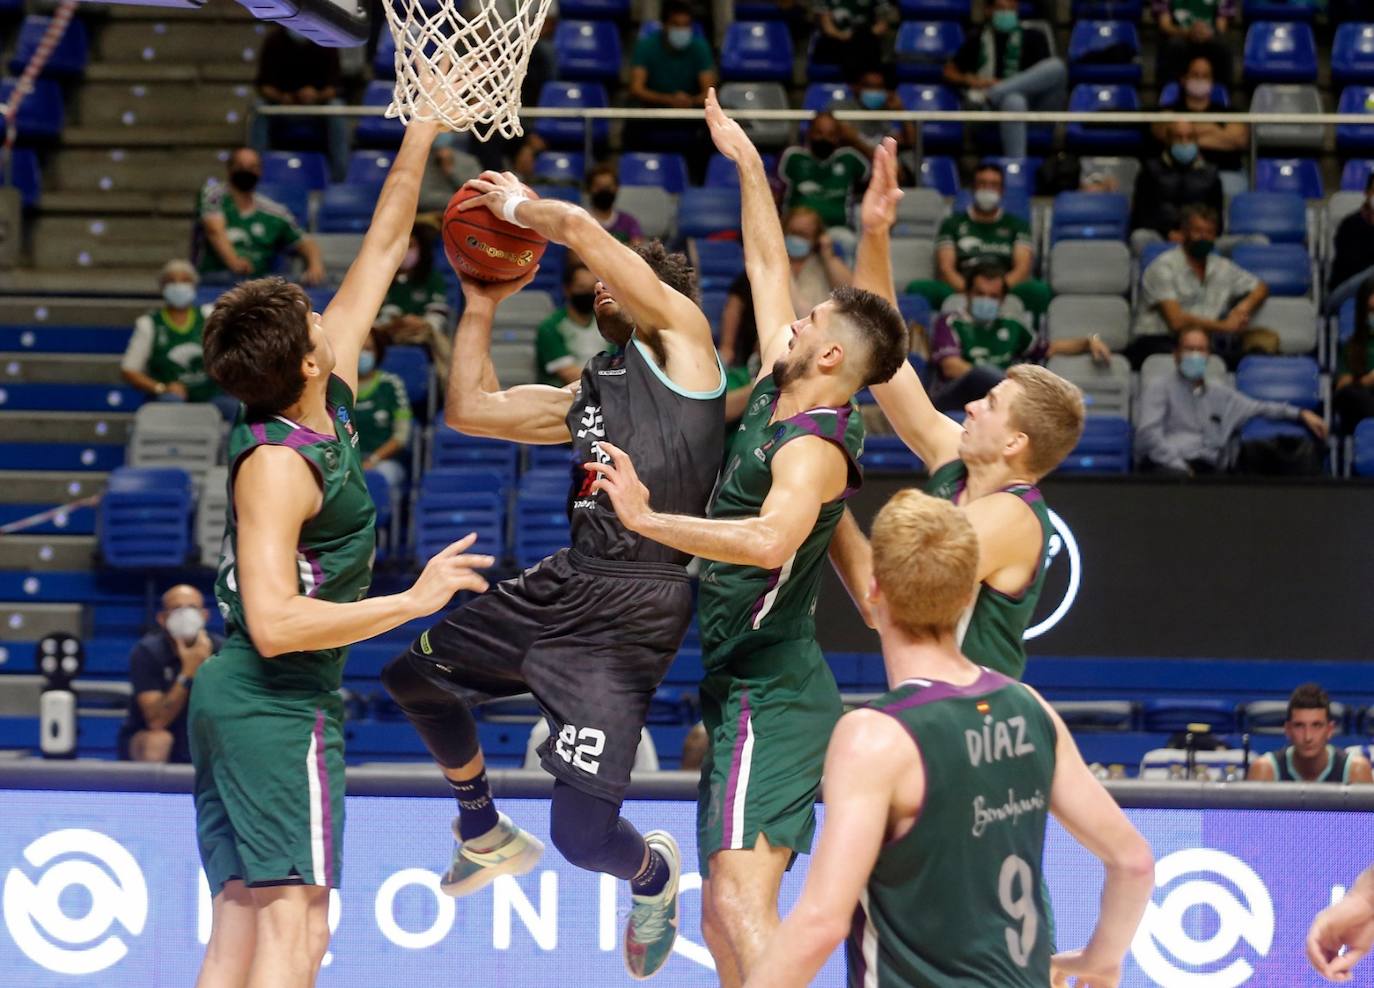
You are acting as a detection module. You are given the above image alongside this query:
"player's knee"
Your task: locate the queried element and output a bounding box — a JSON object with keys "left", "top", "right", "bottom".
{"left": 380, "top": 652, "right": 438, "bottom": 708}
{"left": 707, "top": 865, "right": 763, "bottom": 930}
{"left": 548, "top": 809, "right": 617, "bottom": 873}
{"left": 132, "top": 729, "right": 174, "bottom": 763}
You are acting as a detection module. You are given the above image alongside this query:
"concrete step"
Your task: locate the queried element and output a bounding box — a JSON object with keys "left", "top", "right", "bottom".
{"left": 95, "top": 20, "right": 267, "bottom": 64}
{"left": 37, "top": 191, "right": 191, "bottom": 218}
{"left": 1, "top": 353, "right": 124, "bottom": 385}
{"left": 0, "top": 535, "right": 98, "bottom": 572}
{"left": 0, "top": 472, "right": 107, "bottom": 505}
{"left": 0, "top": 270, "right": 167, "bottom": 295}
{"left": 32, "top": 239, "right": 186, "bottom": 270}
{"left": 102, "top": 0, "right": 254, "bottom": 21}
{"left": 60, "top": 124, "right": 245, "bottom": 148}
{"left": 0, "top": 296, "right": 155, "bottom": 324}
{"left": 0, "top": 411, "right": 135, "bottom": 445}
{"left": 74, "top": 82, "right": 253, "bottom": 129}
{"left": 85, "top": 62, "right": 199, "bottom": 84}
{"left": 48, "top": 148, "right": 226, "bottom": 196}
{"left": 0, "top": 603, "right": 82, "bottom": 641}
{"left": 33, "top": 215, "right": 192, "bottom": 244}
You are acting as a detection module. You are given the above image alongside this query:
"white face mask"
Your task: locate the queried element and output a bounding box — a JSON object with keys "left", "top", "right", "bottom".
{"left": 165, "top": 606, "right": 205, "bottom": 642}
{"left": 973, "top": 188, "right": 1001, "bottom": 213}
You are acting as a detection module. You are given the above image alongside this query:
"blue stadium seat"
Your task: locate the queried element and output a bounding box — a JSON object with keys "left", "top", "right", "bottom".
{"left": 895, "top": 21, "right": 964, "bottom": 83}
{"left": 802, "top": 82, "right": 851, "bottom": 115}
{"left": 804, "top": 33, "right": 843, "bottom": 83}
{"left": 1072, "top": 0, "right": 1142, "bottom": 16}
{"left": 256, "top": 183, "right": 308, "bottom": 228}
{"left": 0, "top": 78, "right": 63, "bottom": 143}
{"left": 0, "top": 442, "right": 123, "bottom": 471}
{"left": 527, "top": 444, "right": 575, "bottom": 472}
{"left": 6, "top": 147, "right": 39, "bottom": 208}
{"left": 1340, "top": 159, "right": 1374, "bottom": 192}
{"left": 1059, "top": 416, "right": 1131, "bottom": 473}
{"left": 1334, "top": 24, "right": 1374, "bottom": 88}
{"left": 413, "top": 480, "right": 505, "bottom": 562}
{"left": 533, "top": 150, "right": 585, "bottom": 185}
{"left": 261, "top": 151, "right": 330, "bottom": 191}
{"left": 699, "top": 289, "right": 728, "bottom": 338}
{"left": 1236, "top": 355, "right": 1321, "bottom": 409}
{"left": 917, "top": 155, "right": 960, "bottom": 196}
{"left": 363, "top": 469, "right": 394, "bottom": 559}
{"left": 0, "top": 383, "right": 144, "bottom": 412}
{"left": 514, "top": 490, "right": 569, "bottom": 568}
{"left": 345, "top": 150, "right": 395, "bottom": 186}
{"left": 1159, "top": 81, "right": 1229, "bottom": 108}
{"left": 1353, "top": 419, "right": 1374, "bottom": 476}
{"left": 1049, "top": 191, "right": 1130, "bottom": 242}
{"left": 896, "top": 293, "right": 932, "bottom": 329}
{"left": 720, "top": 22, "right": 794, "bottom": 82}
{"left": 354, "top": 81, "right": 405, "bottom": 148}
{"left": 98, "top": 467, "right": 193, "bottom": 567}
{"left": 898, "top": 0, "right": 970, "bottom": 17}
{"left": 895, "top": 84, "right": 961, "bottom": 152}
{"left": 530, "top": 184, "right": 580, "bottom": 206}
{"left": 1242, "top": 0, "right": 1318, "bottom": 20}
{"left": 1230, "top": 243, "right": 1312, "bottom": 297}
{"left": 1067, "top": 21, "right": 1141, "bottom": 85}
{"left": 0, "top": 570, "right": 140, "bottom": 603}
{"left": 317, "top": 183, "right": 381, "bottom": 233}
{"left": 1243, "top": 22, "right": 1318, "bottom": 85}
{"left": 554, "top": 20, "right": 622, "bottom": 81}
{"left": 693, "top": 238, "right": 745, "bottom": 291}
{"left": 1227, "top": 191, "right": 1307, "bottom": 245}
{"left": 733, "top": 0, "right": 789, "bottom": 16}
{"left": 8, "top": 15, "right": 88, "bottom": 77}
{"left": 345, "top": 721, "right": 432, "bottom": 762}
{"left": 381, "top": 344, "right": 430, "bottom": 411}
{"left": 1141, "top": 698, "right": 1238, "bottom": 734}
{"left": 1254, "top": 158, "right": 1323, "bottom": 199}
{"left": 474, "top": 722, "right": 530, "bottom": 766}
{"left": 558, "top": 0, "right": 630, "bottom": 17}
{"left": 519, "top": 466, "right": 570, "bottom": 496}
{"left": 1065, "top": 84, "right": 1141, "bottom": 154}
{"left": 618, "top": 151, "right": 688, "bottom": 194}
{"left": 533, "top": 82, "right": 609, "bottom": 149}
{"left": 985, "top": 156, "right": 1041, "bottom": 195}
{"left": 0, "top": 717, "right": 36, "bottom": 754}
{"left": 373, "top": 30, "right": 396, "bottom": 79}
{"left": 1239, "top": 415, "right": 1312, "bottom": 447}
{"left": 954, "top": 187, "right": 1031, "bottom": 223}
{"left": 864, "top": 434, "right": 923, "bottom": 472}
{"left": 1336, "top": 87, "right": 1374, "bottom": 155}
{"left": 678, "top": 188, "right": 742, "bottom": 240}
{"left": 430, "top": 425, "right": 519, "bottom": 480}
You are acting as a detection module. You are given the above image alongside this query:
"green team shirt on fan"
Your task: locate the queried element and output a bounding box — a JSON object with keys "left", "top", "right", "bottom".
{"left": 697, "top": 374, "right": 864, "bottom": 656}
{"left": 931, "top": 313, "right": 1035, "bottom": 373}
{"left": 779, "top": 146, "right": 870, "bottom": 228}
{"left": 214, "top": 375, "right": 376, "bottom": 694}
{"left": 1166, "top": 0, "right": 1222, "bottom": 28}
{"left": 378, "top": 268, "right": 451, "bottom": 329}
{"left": 934, "top": 208, "right": 1034, "bottom": 278}
{"left": 535, "top": 306, "right": 606, "bottom": 385}
{"left": 196, "top": 180, "right": 304, "bottom": 278}
{"left": 849, "top": 670, "right": 1056, "bottom": 988}
{"left": 352, "top": 370, "right": 411, "bottom": 456}
{"left": 925, "top": 460, "right": 1054, "bottom": 680}
{"left": 121, "top": 306, "right": 218, "bottom": 402}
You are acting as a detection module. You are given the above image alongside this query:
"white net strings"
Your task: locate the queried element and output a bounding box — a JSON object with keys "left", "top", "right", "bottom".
{"left": 383, "top": 0, "right": 553, "bottom": 141}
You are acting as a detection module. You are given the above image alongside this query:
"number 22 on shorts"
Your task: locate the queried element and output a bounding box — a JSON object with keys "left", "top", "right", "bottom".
{"left": 554, "top": 724, "right": 606, "bottom": 774}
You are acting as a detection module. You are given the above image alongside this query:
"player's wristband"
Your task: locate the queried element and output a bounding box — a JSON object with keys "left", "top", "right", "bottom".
{"left": 176, "top": 674, "right": 193, "bottom": 689}
{"left": 500, "top": 194, "right": 531, "bottom": 229}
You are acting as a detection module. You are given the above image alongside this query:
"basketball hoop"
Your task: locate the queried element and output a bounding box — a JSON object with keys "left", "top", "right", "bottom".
{"left": 383, "top": 0, "right": 554, "bottom": 142}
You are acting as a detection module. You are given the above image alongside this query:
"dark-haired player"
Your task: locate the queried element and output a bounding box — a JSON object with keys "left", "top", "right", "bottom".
{"left": 191, "top": 118, "right": 493, "bottom": 988}
{"left": 379, "top": 173, "right": 724, "bottom": 978}
{"left": 586, "top": 89, "right": 909, "bottom": 987}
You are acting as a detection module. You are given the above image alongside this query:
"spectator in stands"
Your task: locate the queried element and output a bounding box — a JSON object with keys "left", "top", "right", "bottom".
{"left": 585, "top": 165, "right": 643, "bottom": 245}
{"left": 779, "top": 113, "right": 871, "bottom": 236}
{"left": 1129, "top": 120, "right": 1225, "bottom": 254}
{"left": 117, "top": 584, "right": 222, "bottom": 764}
{"left": 811, "top": 0, "right": 898, "bottom": 84}
{"left": 121, "top": 260, "right": 237, "bottom": 420}
{"left": 943, "top": 0, "right": 1067, "bottom": 159}
{"left": 1334, "top": 274, "right": 1374, "bottom": 433}
{"left": 839, "top": 67, "right": 916, "bottom": 165}
{"left": 251, "top": 26, "right": 349, "bottom": 181}
{"left": 1154, "top": 56, "right": 1247, "bottom": 183}
{"left": 536, "top": 261, "right": 602, "bottom": 385}
{"left": 1328, "top": 173, "right": 1374, "bottom": 315}
{"left": 907, "top": 161, "right": 1048, "bottom": 319}
{"left": 1132, "top": 205, "right": 1269, "bottom": 364}
{"left": 376, "top": 225, "right": 450, "bottom": 338}
{"left": 782, "top": 206, "right": 853, "bottom": 315}
{"left": 1135, "top": 328, "right": 1325, "bottom": 474}
{"left": 1153, "top": 0, "right": 1235, "bottom": 91}
{"left": 355, "top": 330, "right": 413, "bottom": 494}
{"left": 626, "top": 0, "right": 716, "bottom": 173}
{"left": 195, "top": 148, "right": 326, "bottom": 286}
{"left": 1247, "top": 684, "right": 1372, "bottom": 784}
{"left": 927, "top": 263, "right": 1109, "bottom": 411}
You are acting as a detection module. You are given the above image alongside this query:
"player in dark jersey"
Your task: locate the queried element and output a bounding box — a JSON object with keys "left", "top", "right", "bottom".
{"left": 745, "top": 490, "right": 1154, "bottom": 988}
{"left": 829, "top": 144, "right": 1086, "bottom": 680}
{"left": 585, "top": 90, "right": 908, "bottom": 987}
{"left": 379, "top": 172, "right": 725, "bottom": 979}
{"left": 1247, "top": 683, "right": 1373, "bottom": 784}
{"left": 192, "top": 119, "right": 492, "bottom": 988}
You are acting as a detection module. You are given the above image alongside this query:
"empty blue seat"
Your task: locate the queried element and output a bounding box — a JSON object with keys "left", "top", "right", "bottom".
{"left": 895, "top": 21, "right": 964, "bottom": 83}
{"left": 954, "top": 187, "right": 1031, "bottom": 223}
{"left": 618, "top": 151, "right": 688, "bottom": 194}
{"left": 257, "top": 183, "right": 309, "bottom": 228}
{"left": 1065, "top": 84, "right": 1141, "bottom": 154}
{"left": 1336, "top": 87, "right": 1374, "bottom": 155}
{"left": 1050, "top": 191, "right": 1130, "bottom": 242}
{"left": 720, "top": 22, "right": 793, "bottom": 82}
{"left": 533, "top": 82, "right": 609, "bottom": 149}
{"left": 1254, "top": 158, "right": 1323, "bottom": 199}
{"left": 0, "top": 78, "right": 63, "bottom": 143}
{"left": 864, "top": 434, "right": 923, "bottom": 472}
{"left": 1334, "top": 24, "right": 1374, "bottom": 88}
{"left": 1159, "top": 80, "right": 1229, "bottom": 108}
{"left": 363, "top": 469, "right": 394, "bottom": 558}
{"left": 895, "top": 84, "right": 961, "bottom": 152}
{"left": 1239, "top": 416, "right": 1312, "bottom": 447}
{"left": 8, "top": 15, "right": 88, "bottom": 77}
{"left": 1353, "top": 418, "right": 1374, "bottom": 476}
{"left": 678, "top": 188, "right": 742, "bottom": 240}
{"left": 354, "top": 81, "right": 405, "bottom": 148}
{"left": 897, "top": 293, "right": 932, "bottom": 328}
{"left": 414, "top": 484, "right": 505, "bottom": 562}
{"left": 1227, "top": 191, "right": 1307, "bottom": 245}
{"left": 261, "top": 151, "right": 330, "bottom": 191}
{"left": 804, "top": 33, "right": 844, "bottom": 82}
{"left": 526, "top": 445, "right": 574, "bottom": 472}
{"left": 430, "top": 426, "right": 519, "bottom": 480}
{"left": 699, "top": 289, "right": 729, "bottom": 337}
{"left": 1341, "top": 159, "right": 1374, "bottom": 191}
{"left": 1059, "top": 416, "right": 1131, "bottom": 473}
{"left": 345, "top": 150, "right": 395, "bottom": 186}
{"left": 1236, "top": 355, "right": 1321, "bottom": 409}
{"left": 917, "top": 156, "right": 960, "bottom": 196}
{"left": 693, "top": 238, "right": 745, "bottom": 291}
{"left": 514, "top": 490, "right": 570, "bottom": 567}
{"left": 6, "top": 148, "right": 39, "bottom": 208}
{"left": 898, "top": 0, "right": 970, "bottom": 17}
{"left": 318, "top": 183, "right": 381, "bottom": 233}
{"left": 533, "top": 150, "right": 585, "bottom": 185}
{"left": 530, "top": 184, "right": 580, "bottom": 206}
{"left": 1244, "top": 22, "right": 1318, "bottom": 85}
{"left": 554, "top": 20, "right": 622, "bottom": 81}
{"left": 983, "top": 156, "right": 1041, "bottom": 195}
{"left": 1242, "top": 0, "right": 1318, "bottom": 20}
{"left": 733, "top": 0, "right": 789, "bottom": 16}
{"left": 1067, "top": 21, "right": 1141, "bottom": 84}
{"left": 0, "top": 383, "right": 144, "bottom": 412}
{"left": 802, "top": 82, "right": 852, "bottom": 115}
{"left": 1230, "top": 243, "right": 1312, "bottom": 297}
{"left": 559, "top": 0, "right": 630, "bottom": 16}
{"left": 381, "top": 344, "right": 430, "bottom": 410}
{"left": 1142, "top": 698, "right": 1238, "bottom": 734}
{"left": 1072, "top": 0, "right": 1142, "bottom": 16}
{"left": 98, "top": 467, "right": 193, "bottom": 568}
{"left": 373, "top": 30, "right": 396, "bottom": 79}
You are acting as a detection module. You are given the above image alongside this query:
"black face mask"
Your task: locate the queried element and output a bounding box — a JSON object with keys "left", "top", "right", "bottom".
{"left": 590, "top": 189, "right": 616, "bottom": 212}
{"left": 810, "top": 139, "right": 836, "bottom": 160}
{"left": 569, "top": 291, "right": 596, "bottom": 314}
{"left": 229, "top": 169, "right": 259, "bottom": 193}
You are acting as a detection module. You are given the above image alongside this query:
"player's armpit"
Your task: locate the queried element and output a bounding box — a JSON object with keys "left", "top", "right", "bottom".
{"left": 961, "top": 492, "right": 1042, "bottom": 591}
{"left": 871, "top": 361, "right": 963, "bottom": 469}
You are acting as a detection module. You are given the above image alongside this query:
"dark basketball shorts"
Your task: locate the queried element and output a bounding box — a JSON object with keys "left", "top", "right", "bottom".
{"left": 407, "top": 549, "right": 693, "bottom": 804}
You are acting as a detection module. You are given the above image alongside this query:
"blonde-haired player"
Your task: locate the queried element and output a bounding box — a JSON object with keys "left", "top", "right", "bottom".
{"left": 746, "top": 489, "right": 1154, "bottom": 988}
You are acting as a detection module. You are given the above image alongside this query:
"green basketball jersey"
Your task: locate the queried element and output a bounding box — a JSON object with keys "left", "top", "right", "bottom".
{"left": 926, "top": 459, "right": 1053, "bottom": 680}
{"left": 145, "top": 306, "right": 217, "bottom": 402}
{"left": 849, "top": 670, "right": 1057, "bottom": 988}
{"left": 214, "top": 375, "right": 377, "bottom": 693}
{"left": 697, "top": 375, "right": 864, "bottom": 657}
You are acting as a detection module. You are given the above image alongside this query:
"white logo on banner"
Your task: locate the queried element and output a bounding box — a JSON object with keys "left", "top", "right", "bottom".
{"left": 1023, "top": 508, "right": 1080, "bottom": 640}
{"left": 2, "top": 829, "right": 148, "bottom": 975}
{"left": 1132, "top": 849, "right": 1274, "bottom": 988}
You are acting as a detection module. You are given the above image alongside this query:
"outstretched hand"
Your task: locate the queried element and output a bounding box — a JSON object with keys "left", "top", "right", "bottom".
{"left": 1307, "top": 891, "right": 1374, "bottom": 982}
{"left": 860, "top": 137, "right": 904, "bottom": 234}
{"left": 459, "top": 266, "right": 540, "bottom": 307}
{"left": 705, "top": 87, "right": 760, "bottom": 165}
{"left": 583, "top": 442, "right": 652, "bottom": 532}
{"left": 458, "top": 170, "right": 528, "bottom": 218}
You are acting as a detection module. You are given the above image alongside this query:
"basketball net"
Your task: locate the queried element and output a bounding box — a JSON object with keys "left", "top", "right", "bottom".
{"left": 383, "top": 0, "right": 554, "bottom": 142}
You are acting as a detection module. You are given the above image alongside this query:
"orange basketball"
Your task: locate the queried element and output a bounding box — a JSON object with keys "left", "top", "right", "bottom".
{"left": 442, "top": 185, "right": 548, "bottom": 283}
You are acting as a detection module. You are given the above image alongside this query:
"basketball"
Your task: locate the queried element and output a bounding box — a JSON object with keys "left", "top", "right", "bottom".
{"left": 442, "top": 185, "right": 548, "bottom": 283}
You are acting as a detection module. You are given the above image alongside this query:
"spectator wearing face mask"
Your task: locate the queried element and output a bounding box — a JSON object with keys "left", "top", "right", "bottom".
{"left": 585, "top": 165, "right": 643, "bottom": 245}
{"left": 251, "top": 25, "right": 349, "bottom": 181}
{"left": 1153, "top": 0, "right": 1235, "bottom": 93}
{"left": 1327, "top": 174, "right": 1374, "bottom": 316}
{"left": 779, "top": 112, "right": 871, "bottom": 236}
{"left": 373, "top": 225, "right": 453, "bottom": 385}
{"left": 1334, "top": 274, "right": 1374, "bottom": 433}
{"left": 811, "top": 0, "right": 899, "bottom": 86}
{"left": 354, "top": 330, "right": 413, "bottom": 494}
{"left": 626, "top": 0, "right": 716, "bottom": 174}
{"left": 782, "top": 206, "right": 853, "bottom": 316}
{"left": 536, "top": 261, "right": 604, "bottom": 385}
{"left": 118, "top": 584, "right": 222, "bottom": 764}
{"left": 1130, "top": 120, "right": 1224, "bottom": 254}
{"left": 927, "top": 264, "right": 1108, "bottom": 410}
{"left": 194, "top": 147, "right": 325, "bottom": 285}
{"left": 836, "top": 67, "right": 916, "bottom": 162}
{"left": 1136, "top": 328, "right": 1325, "bottom": 475}
{"left": 1155, "top": 57, "right": 1246, "bottom": 183}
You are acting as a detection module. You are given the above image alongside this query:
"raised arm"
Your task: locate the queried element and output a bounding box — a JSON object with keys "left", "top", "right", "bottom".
{"left": 588, "top": 437, "right": 848, "bottom": 569}
{"left": 323, "top": 119, "right": 443, "bottom": 394}
{"left": 705, "top": 87, "right": 796, "bottom": 377}
{"left": 854, "top": 137, "right": 963, "bottom": 469}
{"left": 829, "top": 508, "right": 875, "bottom": 629}
{"left": 443, "top": 271, "right": 576, "bottom": 445}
